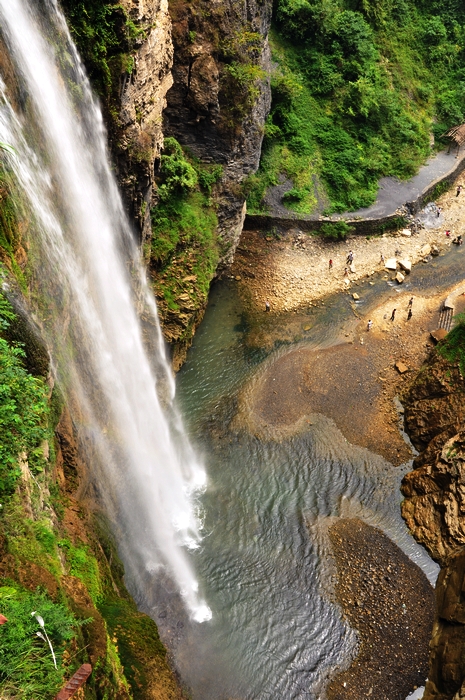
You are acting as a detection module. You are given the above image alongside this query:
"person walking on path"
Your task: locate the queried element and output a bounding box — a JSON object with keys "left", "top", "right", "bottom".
{"left": 457, "top": 185, "right": 462, "bottom": 197}
{"left": 347, "top": 250, "right": 354, "bottom": 264}
{"left": 408, "top": 297, "right": 413, "bottom": 309}
{"left": 437, "top": 206, "right": 442, "bottom": 218}
{"left": 407, "top": 308, "right": 412, "bottom": 321}
{"left": 390, "top": 308, "right": 396, "bottom": 321}
{"left": 329, "top": 259, "right": 333, "bottom": 270}
{"left": 380, "top": 252, "right": 385, "bottom": 264}
{"left": 265, "top": 300, "right": 270, "bottom": 312}
{"left": 367, "top": 320, "right": 373, "bottom": 331}
{"left": 344, "top": 267, "right": 349, "bottom": 277}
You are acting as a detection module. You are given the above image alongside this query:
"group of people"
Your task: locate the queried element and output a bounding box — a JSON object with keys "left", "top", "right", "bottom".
{"left": 367, "top": 297, "right": 413, "bottom": 331}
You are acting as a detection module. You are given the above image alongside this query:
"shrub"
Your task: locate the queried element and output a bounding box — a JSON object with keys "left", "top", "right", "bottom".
{"left": 320, "top": 220, "right": 354, "bottom": 239}
{"left": 0, "top": 295, "right": 48, "bottom": 497}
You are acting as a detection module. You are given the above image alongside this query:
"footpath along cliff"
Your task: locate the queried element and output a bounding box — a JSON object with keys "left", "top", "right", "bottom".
{"left": 401, "top": 323, "right": 465, "bottom": 700}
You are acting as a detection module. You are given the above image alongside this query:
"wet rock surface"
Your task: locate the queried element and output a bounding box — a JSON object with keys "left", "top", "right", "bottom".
{"left": 327, "top": 519, "right": 435, "bottom": 700}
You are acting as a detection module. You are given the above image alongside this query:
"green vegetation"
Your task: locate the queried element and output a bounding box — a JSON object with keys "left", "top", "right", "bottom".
{"left": 248, "top": 0, "right": 465, "bottom": 214}
{"left": 438, "top": 314, "right": 465, "bottom": 373}
{"left": 0, "top": 586, "right": 77, "bottom": 699}
{"left": 0, "top": 166, "right": 29, "bottom": 290}
{"left": 320, "top": 220, "right": 354, "bottom": 239}
{"left": 59, "top": 0, "right": 145, "bottom": 106}
{"left": 0, "top": 295, "right": 49, "bottom": 498}
{"left": 151, "top": 138, "right": 221, "bottom": 318}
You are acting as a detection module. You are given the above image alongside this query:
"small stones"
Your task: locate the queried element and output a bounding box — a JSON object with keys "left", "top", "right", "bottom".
{"left": 395, "top": 361, "right": 409, "bottom": 374}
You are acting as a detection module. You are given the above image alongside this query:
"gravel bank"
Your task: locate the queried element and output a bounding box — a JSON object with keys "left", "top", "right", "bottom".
{"left": 326, "top": 519, "right": 436, "bottom": 700}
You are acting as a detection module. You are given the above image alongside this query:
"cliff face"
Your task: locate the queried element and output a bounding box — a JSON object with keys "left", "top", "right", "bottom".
{"left": 164, "top": 0, "right": 272, "bottom": 266}
{"left": 111, "top": 0, "right": 174, "bottom": 246}
{"left": 401, "top": 347, "right": 465, "bottom": 700}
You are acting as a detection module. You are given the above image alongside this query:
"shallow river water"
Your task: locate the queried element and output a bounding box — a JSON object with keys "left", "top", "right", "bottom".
{"left": 150, "top": 242, "right": 465, "bottom": 700}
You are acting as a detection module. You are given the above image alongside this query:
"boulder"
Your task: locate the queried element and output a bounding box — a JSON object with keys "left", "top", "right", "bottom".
{"left": 396, "top": 271, "right": 405, "bottom": 284}
{"left": 431, "top": 329, "right": 448, "bottom": 343}
{"left": 395, "top": 361, "right": 409, "bottom": 374}
{"left": 352, "top": 293, "right": 360, "bottom": 300}
{"left": 349, "top": 263, "right": 356, "bottom": 273}
{"left": 398, "top": 258, "right": 412, "bottom": 273}
{"left": 385, "top": 258, "right": 397, "bottom": 270}
{"left": 401, "top": 228, "right": 412, "bottom": 237}
{"left": 431, "top": 244, "right": 440, "bottom": 256}
{"left": 420, "top": 243, "right": 431, "bottom": 257}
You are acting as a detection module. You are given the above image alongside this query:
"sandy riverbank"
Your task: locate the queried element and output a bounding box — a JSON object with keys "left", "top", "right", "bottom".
{"left": 231, "top": 176, "right": 465, "bottom": 465}
{"left": 231, "top": 179, "right": 465, "bottom": 315}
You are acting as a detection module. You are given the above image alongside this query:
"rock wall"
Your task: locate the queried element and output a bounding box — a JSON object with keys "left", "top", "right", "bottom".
{"left": 401, "top": 348, "right": 465, "bottom": 699}
{"left": 164, "top": 0, "right": 272, "bottom": 266}
{"left": 113, "top": 0, "right": 174, "bottom": 246}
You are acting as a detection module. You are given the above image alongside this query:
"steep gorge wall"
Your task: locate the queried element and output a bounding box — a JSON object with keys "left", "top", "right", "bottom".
{"left": 164, "top": 0, "right": 271, "bottom": 266}
{"left": 401, "top": 343, "right": 465, "bottom": 700}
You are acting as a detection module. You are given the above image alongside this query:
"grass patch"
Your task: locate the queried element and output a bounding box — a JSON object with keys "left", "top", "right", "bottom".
{"left": 0, "top": 585, "right": 77, "bottom": 699}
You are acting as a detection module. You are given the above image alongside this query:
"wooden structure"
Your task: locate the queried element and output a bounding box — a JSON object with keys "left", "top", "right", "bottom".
{"left": 55, "top": 664, "right": 92, "bottom": 700}
{"left": 444, "top": 124, "right": 465, "bottom": 157}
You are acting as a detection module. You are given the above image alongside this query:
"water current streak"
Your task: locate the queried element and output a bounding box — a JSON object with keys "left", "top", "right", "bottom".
{"left": 0, "top": 0, "right": 210, "bottom": 621}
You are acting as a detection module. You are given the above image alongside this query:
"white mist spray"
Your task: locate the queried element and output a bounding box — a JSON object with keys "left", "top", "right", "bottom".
{"left": 0, "top": 0, "right": 211, "bottom": 622}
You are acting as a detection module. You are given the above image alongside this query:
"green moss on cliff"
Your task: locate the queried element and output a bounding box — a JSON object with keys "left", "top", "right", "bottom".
{"left": 59, "top": 1, "right": 135, "bottom": 109}
{"left": 150, "top": 139, "right": 220, "bottom": 349}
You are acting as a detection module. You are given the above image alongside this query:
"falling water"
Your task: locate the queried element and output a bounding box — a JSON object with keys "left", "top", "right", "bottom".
{"left": 0, "top": 0, "right": 210, "bottom": 621}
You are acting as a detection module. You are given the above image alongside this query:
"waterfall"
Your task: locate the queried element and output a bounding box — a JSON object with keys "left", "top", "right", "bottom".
{"left": 0, "top": 0, "right": 211, "bottom": 622}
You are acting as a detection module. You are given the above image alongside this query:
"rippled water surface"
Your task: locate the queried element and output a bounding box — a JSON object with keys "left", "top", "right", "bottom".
{"left": 154, "top": 244, "right": 465, "bottom": 699}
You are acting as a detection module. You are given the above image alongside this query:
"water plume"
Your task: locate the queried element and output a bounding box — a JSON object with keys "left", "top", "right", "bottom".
{"left": 0, "top": 0, "right": 211, "bottom": 622}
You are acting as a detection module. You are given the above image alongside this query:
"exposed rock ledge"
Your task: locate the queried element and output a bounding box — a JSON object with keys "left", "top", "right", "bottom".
{"left": 401, "top": 347, "right": 465, "bottom": 699}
